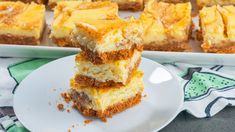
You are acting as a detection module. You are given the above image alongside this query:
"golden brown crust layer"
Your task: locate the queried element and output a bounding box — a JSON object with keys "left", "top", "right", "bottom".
{"left": 0, "top": 34, "right": 40, "bottom": 45}
{"left": 71, "top": 92, "right": 142, "bottom": 121}
{"left": 80, "top": 44, "right": 143, "bottom": 64}
{"left": 118, "top": 2, "right": 143, "bottom": 11}
{"left": 52, "top": 37, "right": 79, "bottom": 47}
{"left": 202, "top": 43, "right": 235, "bottom": 53}
{"left": 74, "top": 58, "right": 141, "bottom": 88}
{"left": 143, "top": 41, "right": 191, "bottom": 52}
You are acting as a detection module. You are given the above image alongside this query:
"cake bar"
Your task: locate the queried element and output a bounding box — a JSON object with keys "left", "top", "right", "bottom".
{"left": 72, "top": 18, "right": 143, "bottom": 64}
{"left": 50, "top": 1, "right": 119, "bottom": 47}
{"left": 0, "top": 1, "right": 45, "bottom": 45}
{"left": 140, "top": 1, "right": 192, "bottom": 51}
{"left": 69, "top": 70, "right": 144, "bottom": 120}
{"left": 75, "top": 50, "right": 141, "bottom": 88}
{"left": 199, "top": 5, "right": 235, "bottom": 53}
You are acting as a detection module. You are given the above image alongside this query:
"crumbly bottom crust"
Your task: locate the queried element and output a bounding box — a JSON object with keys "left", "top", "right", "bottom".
{"left": 74, "top": 58, "right": 141, "bottom": 88}
{"left": 144, "top": 41, "right": 191, "bottom": 52}
{"left": 71, "top": 92, "right": 142, "bottom": 121}
{"left": 118, "top": 2, "right": 143, "bottom": 11}
{"left": 0, "top": 34, "right": 40, "bottom": 45}
{"left": 52, "top": 37, "right": 78, "bottom": 47}
{"left": 202, "top": 43, "right": 235, "bottom": 53}
{"left": 80, "top": 44, "right": 143, "bottom": 64}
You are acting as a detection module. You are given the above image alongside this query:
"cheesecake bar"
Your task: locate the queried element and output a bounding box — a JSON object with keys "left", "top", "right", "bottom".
{"left": 48, "top": 0, "right": 92, "bottom": 9}
{"left": 197, "top": 0, "right": 235, "bottom": 9}
{"left": 70, "top": 70, "right": 144, "bottom": 120}
{"left": 199, "top": 5, "right": 235, "bottom": 53}
{"left": 94, "top": 0, "right": 144, "bottom": 11}
{"left": 72, "top": 18, "right": 143, "bottom": 64}
{"left": 50, "top": 1, "right": 118, "bottom": 47}
{"left": 0, "top": 2, "right": 45, "bottom": 45}
{"left": 75, "top": 49, "right": 141, "bottom": 88}
{"left": 140, "top": 1, "right": 192, "bottom": 51}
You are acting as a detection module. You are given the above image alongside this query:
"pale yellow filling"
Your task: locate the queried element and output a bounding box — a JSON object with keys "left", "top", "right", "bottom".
{"left": 199, "top": 5, "right": 235, "bottom": 46}
{"left": 200, "top": 6, "right": 225, "bottom": 45}
{"left": 140, "top": 14, "right": 166, "bottom": 45}
{"left": 71, "top": 70, "right": 144, "bottom": 111}
{"left": 76, "top": 50, "right": 141, "bottom": 83}
{"left": 140, "top": 1, "right": 191, "bottom": 45}
{"left": 218, "top": 6, "right": 235, "bottom": 42}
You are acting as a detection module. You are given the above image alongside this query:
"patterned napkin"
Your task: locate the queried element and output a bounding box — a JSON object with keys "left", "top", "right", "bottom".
{"left": 0, "top": 57, "right": 235, "bottom": 131}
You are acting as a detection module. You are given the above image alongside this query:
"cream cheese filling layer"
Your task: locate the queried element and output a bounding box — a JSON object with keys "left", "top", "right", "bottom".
{"left": 76, "top": 50, "right": 141, "bottom": 83}
{"left": 71, "top": 70, "right": 144, "bottom": 111}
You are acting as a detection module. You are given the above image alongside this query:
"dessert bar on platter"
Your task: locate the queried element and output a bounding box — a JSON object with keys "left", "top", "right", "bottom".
{"left": 50, "top": 1, "right": 118, "bottom": 47}
{"left": 140, "top": 0, "right": 192, "bottom": 51}
{"left": 199, "top": 5, "right": 235, "bottom": 53}
{"left": 0, "top": 1, "right": 45, "bottom": 45}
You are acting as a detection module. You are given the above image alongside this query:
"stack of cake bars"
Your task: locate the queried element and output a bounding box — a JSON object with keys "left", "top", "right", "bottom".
{"left": 67, "top": 2, "right": 145, "bottom": 121}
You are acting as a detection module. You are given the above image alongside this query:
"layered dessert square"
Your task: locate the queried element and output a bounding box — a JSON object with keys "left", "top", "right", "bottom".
{"left": 72, "top": 18, "right": 143, "bottom": 64}
{"left": 94, "top": 0, "right": 144, "bottom": 11}
{"left": 69, "top": 70, "right": 144, "bottom": 120}
{"left": 197, "top": 0, "right": 235, "bottom": 9}
{"left": 0, "top": 1, "right": 45, "bottom": 45}
{"left": 48, "top": 0, "right": 92, "bottom": 9}
{"left": 50, "top": 1, "right": 118, "bottom": 47}
{"left": 74, "top": 50, "right": 141, "bottom": 88}
{"left": 140, "top": 1, "right": 192, "bottom": 51}
{"left": 199, "top": 5, "right": 235, "bottom": 53}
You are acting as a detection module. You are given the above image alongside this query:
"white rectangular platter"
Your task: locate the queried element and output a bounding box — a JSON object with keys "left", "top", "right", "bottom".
{"left": 1, "top": 10, "right": 235, "bottom": 66}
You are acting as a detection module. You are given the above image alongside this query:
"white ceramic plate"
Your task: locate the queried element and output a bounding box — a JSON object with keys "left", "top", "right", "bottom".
{"left": 13, "top": 56, "right": 183, "bottom": 132}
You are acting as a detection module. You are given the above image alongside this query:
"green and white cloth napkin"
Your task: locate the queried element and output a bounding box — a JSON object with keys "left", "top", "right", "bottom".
{"left": 1, "top": 57, "right": 235, "bottom": 132}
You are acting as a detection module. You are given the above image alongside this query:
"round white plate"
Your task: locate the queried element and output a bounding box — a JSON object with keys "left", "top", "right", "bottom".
{"left": 13, "top": 56, "right": 183, "bottom": 132}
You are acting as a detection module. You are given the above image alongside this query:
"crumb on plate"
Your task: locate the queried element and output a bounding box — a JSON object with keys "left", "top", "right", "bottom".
{"left": 143, "top": 94, "right": 147, "bottom": 98}
{"left": 101, "top": 118, "right": 107, "bottom": 122}
{"left": 57, "top": 104, "right": 64, "bottom": 111}
{"left": 61, "top": 92, "right": 71, "bottom": 104}
{"left": 84, "top": 119, "right": 93, "bottom": 124}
